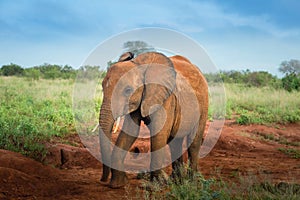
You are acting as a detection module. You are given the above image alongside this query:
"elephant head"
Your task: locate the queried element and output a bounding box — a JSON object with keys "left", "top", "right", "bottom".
{"left": 99, "top": 51, "right": 176, "bottom": 182}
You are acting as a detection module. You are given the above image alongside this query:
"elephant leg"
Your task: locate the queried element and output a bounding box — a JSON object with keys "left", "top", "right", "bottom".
{"left": 150, "top": 132, "right": 169, "bottom": 180}
{"left": 187, "top": 123, "right": 205, "bottom": 177}
{"left": 99, "top": 132, "right": 113, "bottom": 182}
{"left": 109, "top": 110, "right": 141, "bottom": 188}
{"left": 187, "top": 137, "right": 200, "bottom": 178}
{"left": 148, "top": 113, "right": 174, "bottom": 180}
{"left": 169, "top": 137, "right": 184, "bottom": 178}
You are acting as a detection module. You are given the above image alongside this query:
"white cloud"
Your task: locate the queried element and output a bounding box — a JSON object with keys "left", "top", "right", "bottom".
{"left": 164, "top": 1, "right": 300, "bottom": 38}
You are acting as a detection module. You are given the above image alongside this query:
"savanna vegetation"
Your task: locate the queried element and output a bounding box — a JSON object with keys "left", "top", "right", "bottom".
{"left": 0, "top": 41, "right": 299, "bottom": 199}
{"left": 0, "top": 77, "right": 75, "bottom": 160}
{"left": 0, "top": 51, "right": 299, "bottom": 160}
{"left": 1, "top": 76, "right": 299, "bottom": 199}
{"left": 126, "top": 165, "right": 300, "bottom": 200}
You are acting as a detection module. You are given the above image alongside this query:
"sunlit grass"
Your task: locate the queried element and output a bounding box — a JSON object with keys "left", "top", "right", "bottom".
{"left": 0, "top": 77, "right": 75, "bottom": 160}
{"left": 225, "top": 84, "right": 300, "bottom": 124}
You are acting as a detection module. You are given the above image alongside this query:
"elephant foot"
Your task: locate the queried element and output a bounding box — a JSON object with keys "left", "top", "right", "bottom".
{"left": 100, "top": 178, "right": 108, "bottom": 184}
{"left": 100, "top": 174, "right": 110, "bottom": 183}
{"left": 109, "top": 175, "right": 128, "bottom": 188}
{"left": 109, "top": 170, "right": 128, "bottom": 188}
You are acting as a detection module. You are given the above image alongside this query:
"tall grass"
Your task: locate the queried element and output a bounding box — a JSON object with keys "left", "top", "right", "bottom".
{"left": 0, "top": 77, "right": 75, "bottom": 160}
{"left": 225, "top": 84, "right": 300, "bottom": 124}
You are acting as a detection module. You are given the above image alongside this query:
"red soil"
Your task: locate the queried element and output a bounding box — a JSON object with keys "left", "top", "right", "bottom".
{"left": 1, "top": 121, "right": 299, "bottom": 199}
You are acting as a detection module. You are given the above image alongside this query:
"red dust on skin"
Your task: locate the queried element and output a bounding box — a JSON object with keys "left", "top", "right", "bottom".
{"left": 0, "top": 121, "right": 299, "bottom": 199}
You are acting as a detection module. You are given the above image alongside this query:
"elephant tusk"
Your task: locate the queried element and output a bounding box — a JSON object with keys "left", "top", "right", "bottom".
{"left": 113, "top": 117, "right": 121, "bottom": 133}
{"left": 91, "top": 123, "right": 99, "bottom": 133}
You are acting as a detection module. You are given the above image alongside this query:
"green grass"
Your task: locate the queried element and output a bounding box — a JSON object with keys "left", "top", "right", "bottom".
{"left": 225, "top": 84, "right": 300, "bottom": 124}
{"left": 278, "top": 148, "right": 300, "bottom": 159}
{"left": 249, "top": 131, "right": 300, "bottom": 147}
{"left": 0, "top": 77, "right": 75, "bottom": 160}
{"left": 126, "top": 165, "right": 300, "bottom": 200}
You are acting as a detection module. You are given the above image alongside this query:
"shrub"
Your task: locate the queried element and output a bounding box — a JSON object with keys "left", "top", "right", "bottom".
{"left": 282, "top": 73, "right": 300, "bottom": 92}
{"left": 1, "top": 63, "right": 24, "bottom": 76}
{"left": 136, "top": 166, "right": 227, "bottom": 200}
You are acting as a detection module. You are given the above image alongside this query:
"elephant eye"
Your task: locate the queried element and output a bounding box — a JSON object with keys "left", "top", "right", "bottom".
{"left": 123, "top": 86, "right": 133, "bottom": 97}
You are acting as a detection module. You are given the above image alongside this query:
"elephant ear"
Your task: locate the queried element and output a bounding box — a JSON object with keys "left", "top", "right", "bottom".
{"left": 134, "top": 52, "right": 176, "bottom": 117}
{"left": 118, "top": 52, "right": 134, "bottom": 62}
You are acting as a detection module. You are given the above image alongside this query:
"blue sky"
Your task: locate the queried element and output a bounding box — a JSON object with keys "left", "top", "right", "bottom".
{"left": 0, "top": 0, "right": 300, "bottom": 76}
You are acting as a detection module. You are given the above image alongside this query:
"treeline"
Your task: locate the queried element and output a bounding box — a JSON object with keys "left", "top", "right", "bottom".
{"left": 1, "top": 60, "right": 300, "bottom": 92}
{"left": 206, "top": 70, "right": 280, "bottom": 87}
{"left": 206, "top": 70, "right": 300, "bottom": 92}
{"left": 206, "top": 59, "right": 300, "bottom": 92}
{"left": 0, "top": 63, "right": 104, "bottom": 80}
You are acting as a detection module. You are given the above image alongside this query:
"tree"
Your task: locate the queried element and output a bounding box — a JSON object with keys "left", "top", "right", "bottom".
{"left": 282, "top": 74, "right": 300, "bottom": 92}
{"left": 0, "top": 63, "right": 24, "bottom": 76}
{"left": 279, "top": 59, "right": 300, "bottom": 75}
{"left": 279, "top": 59, "right": 300, "bottom": 91}
{"left": 122, "top": 41, "right": 155, "bottom": 55}
{"left": 61, "top": 65, "right": 76, "bottom": 79}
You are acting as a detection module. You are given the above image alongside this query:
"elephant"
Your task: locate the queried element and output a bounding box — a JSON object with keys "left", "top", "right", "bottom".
{"left": 98, "top": 51, "right": 208, "bottom": 188}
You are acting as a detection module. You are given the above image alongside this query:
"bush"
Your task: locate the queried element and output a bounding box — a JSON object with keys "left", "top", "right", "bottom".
{"left": 282, "top": 73, "right": 300, "bottom": 92}
{"left": 1, "top": 63, "right": 24, "bottom": 76}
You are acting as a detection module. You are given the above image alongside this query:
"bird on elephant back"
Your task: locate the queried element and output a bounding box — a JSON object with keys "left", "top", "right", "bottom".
{"left": 98, "top": 51, "right": 208, "bottom": 188}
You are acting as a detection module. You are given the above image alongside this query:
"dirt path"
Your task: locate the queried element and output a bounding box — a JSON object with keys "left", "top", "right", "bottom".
{"left": 1, "top": 121, "right": 299, "bottom": 199}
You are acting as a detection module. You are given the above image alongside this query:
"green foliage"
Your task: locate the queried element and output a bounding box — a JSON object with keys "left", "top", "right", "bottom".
{"left": 225, "top": 84, "right": 300, "bottom": 124}
{"left": 164, "top": 175, "right": 224, "bottom": 200}
{"left": 1, "top": 63, "right": 77, "bottom": 79}
{"left": 217, "top": 70, "right": 280, "bottom": 88}
{"left": 25, "top": 68, "right": 41, "bottom": 80}
{"left": 282, "top": 73, "right": 300, "bottom": 92}
{"left": 0, "top": 77, "right": 75, "bottom": 161}
{"left": 128, "top": 165, "right": 300, "bottom": 199}
{"left": 206, "top": 63, "right": 299, "bottom": 92}
{"left": 136, "top": 167, "right": 227, "bottom": 200}
{"left": 26, "top": 63, "right": 77, "bottom": 80}
{"left": 278, "top": 148, "right": 300, "bottom": 159}
{"left": 61, "top": 65, "right": 77, "bottom": 79}
{"left": 0, "top": 63, "right": 24, "bottom": 76}
{"left": 224, "top": 178, "right": 300, "bottom": 199}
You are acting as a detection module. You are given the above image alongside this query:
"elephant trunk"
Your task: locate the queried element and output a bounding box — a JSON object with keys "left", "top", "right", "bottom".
{"left": 99, "top": 101, "right": 115, "bottom": 182}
